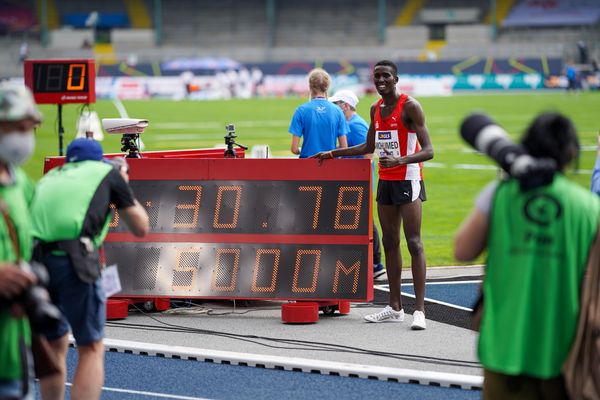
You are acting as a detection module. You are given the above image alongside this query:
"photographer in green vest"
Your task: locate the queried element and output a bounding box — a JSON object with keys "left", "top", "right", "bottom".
{"left": 0, "top": 84, "right": 42, "bottom": 399}
{"left": 32, "top": 138, "right": 149, "bottom": 400}
{"left": 455, "top": 113, "right": 600, "bottom": 399}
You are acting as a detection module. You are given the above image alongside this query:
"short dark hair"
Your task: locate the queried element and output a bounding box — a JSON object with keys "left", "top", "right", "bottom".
{"left": 374, "top": 60, "right": 398, "bottom": 76}
{"left": 521, "top": 112, "right": 579, "bottom": 171}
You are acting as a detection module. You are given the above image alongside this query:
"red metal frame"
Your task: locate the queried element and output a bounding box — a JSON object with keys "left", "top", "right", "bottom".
{"left": 43, "top": 149, "right": 373, "bottom": 320}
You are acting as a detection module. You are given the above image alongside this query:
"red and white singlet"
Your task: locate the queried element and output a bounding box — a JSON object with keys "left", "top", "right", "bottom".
{"left": 374, "top": 94, "right": 423, "bottom": 181}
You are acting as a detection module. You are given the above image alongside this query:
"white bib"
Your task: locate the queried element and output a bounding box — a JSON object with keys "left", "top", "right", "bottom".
{"left": 374, "top": 129, "right": 401, "bottom": 158}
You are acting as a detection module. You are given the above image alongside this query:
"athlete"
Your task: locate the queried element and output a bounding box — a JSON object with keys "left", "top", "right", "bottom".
{"left": 312, "top": 60, "right": 434, "bottom": 329}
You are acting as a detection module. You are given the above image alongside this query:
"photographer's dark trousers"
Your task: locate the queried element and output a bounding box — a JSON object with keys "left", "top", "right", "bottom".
{"left": 483, "top": 369, "right": 569, "bottom": 400}
{"left": 42, "top": 253, "right": 105, "bottom": 346}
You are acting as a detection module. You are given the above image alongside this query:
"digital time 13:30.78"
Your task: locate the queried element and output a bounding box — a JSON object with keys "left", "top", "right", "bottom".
{"left": 109, "top": 180, "right": 369, "bottom": 236}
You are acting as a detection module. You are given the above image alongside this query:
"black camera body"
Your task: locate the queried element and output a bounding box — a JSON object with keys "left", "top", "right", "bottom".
{"left": 1, "top": 260, "right": 62, "bottom": 334}
{"left": 460, "top": 113, "right": 556, "bottom": 190}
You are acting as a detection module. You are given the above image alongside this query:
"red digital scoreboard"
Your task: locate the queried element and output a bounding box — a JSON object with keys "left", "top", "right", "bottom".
{"left": 24, "top": 59, "right": 95, "bottom": 104}
{"left": 44, "top": 155, "right": 374, "bottom": 302}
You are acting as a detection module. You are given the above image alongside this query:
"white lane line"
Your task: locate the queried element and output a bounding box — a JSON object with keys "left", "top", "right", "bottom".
{"left": 152, "top": 120, "right": 290, "bottom": 130}
{"left": 65, "top": 382, "right": 212, "bottom": 400}
{"left": 112, "top": 99, "right": 130, "bottom": 118}
{"left": 101, "top": 338, "right": 483, "bottom": 390}
{"left": 425, "top": 162, "right": 593, "bottom": 174}
{"left": 152, "top": 122, "right": 222, "bottom": 129}
{"left": 374, "top": 285, "right": 475, "bottom": 312}
{"left": 453, "top": 164, "right": 497, "bottom": 170}
{"left": 401, "top": 280, "right": 482, "bottom": 285}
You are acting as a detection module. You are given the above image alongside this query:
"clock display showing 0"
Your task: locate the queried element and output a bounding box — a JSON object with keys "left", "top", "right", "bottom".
{"left": 109, "top": 180, "right": 369, "bottom": 235}
{"left": 33, "top": 62, "right": 88, "bottom": 93}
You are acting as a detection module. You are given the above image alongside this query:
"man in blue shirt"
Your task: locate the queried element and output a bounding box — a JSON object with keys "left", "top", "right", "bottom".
{"left": 289, "top": 68, "right": 348, "bottom": 158}
{"left": 330, "top": 89, "right": 386, "bottom": 281}
{"left": 592, "top": 134, "right": 600, "bottom": 196}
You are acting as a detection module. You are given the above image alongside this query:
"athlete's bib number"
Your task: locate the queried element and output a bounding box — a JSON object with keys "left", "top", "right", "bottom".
{"left": 375, "top": 130, "right": 400, "bottom": 158}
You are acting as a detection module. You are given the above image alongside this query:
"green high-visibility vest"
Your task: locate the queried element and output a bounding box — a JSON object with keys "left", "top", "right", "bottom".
{"left": 479, "top": 174, "right": 600, "bottom": 378}
{"left": 0, "top": 167, "right": 34, "bottom": 380}
{"left": 31, "top": 160, "right": 113, "bottom": 247}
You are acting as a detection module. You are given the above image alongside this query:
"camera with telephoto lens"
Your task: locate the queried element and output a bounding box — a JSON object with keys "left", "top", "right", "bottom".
{"left": 460, "top": 113, "right": 556, "bottom": 190}
{"left": 1, "top": 260, "right": 62, "bottom": 333}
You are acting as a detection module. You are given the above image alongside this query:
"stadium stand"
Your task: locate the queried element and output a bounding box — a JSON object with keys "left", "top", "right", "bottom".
{"left": 0, "top": 0, "right": 598, "bottom": 77}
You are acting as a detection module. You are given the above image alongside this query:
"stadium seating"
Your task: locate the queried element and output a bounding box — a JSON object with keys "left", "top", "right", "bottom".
{"left": 0, "top": 0, "right": 598, "bottom": 77}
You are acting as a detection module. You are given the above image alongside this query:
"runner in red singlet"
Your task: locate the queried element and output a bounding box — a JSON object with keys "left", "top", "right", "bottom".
{"left": 312, "top": 60, "right": 434, "bottom": 329}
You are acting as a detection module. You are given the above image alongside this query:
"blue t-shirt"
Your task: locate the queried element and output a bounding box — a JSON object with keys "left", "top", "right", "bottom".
{"left": 344, "top": 113, "right": 369, "bottom": 159}
{"left": 288, "top": 99, "right": 349, "bottom": 158}
{"left": 566, "top": 65, "right": 576, "bottom": 80}
{"left": 591, "top": 156, "right": 600, "bottom": 196}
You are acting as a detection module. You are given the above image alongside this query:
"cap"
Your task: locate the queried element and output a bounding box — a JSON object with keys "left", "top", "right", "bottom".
{"left": 0, "top": 83, "right": 42, "bottom": 122}
{"left": 66, "top": 138, "right": 104, "bottom": 163}
{"left": 329, "top": 90, "right": 359, "bottom": 109}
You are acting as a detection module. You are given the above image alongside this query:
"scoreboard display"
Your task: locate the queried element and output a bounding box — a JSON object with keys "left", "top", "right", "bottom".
{"left": 104, "top": 158, "right": 373, "bottom": 301}
{"left": 24, "top": 59, "right": 95, "bottom": 104}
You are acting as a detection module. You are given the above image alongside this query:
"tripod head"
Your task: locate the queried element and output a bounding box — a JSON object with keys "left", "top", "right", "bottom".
{"left": 224, "top": 123, "right": 248, "bottom": 158}
{"left": 120, "top": 134, "right": 142, "bottom": 158}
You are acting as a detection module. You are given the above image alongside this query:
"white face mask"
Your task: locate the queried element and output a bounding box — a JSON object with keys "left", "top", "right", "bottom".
{"left": 0, "top": 131, "right": 35, "bottom": 166}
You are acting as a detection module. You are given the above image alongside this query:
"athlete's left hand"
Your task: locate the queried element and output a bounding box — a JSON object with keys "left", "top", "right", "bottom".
{"left": 379, "top": 148, "right": 401, "bottom": 168}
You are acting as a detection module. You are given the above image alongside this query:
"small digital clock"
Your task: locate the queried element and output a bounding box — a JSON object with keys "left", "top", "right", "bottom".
{"left": 24, "top": 59, "right": 95, "bottom": 104}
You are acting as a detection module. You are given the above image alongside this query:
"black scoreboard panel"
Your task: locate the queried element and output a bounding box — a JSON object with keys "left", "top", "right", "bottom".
{"left": 102, "top": 158, "right": 373, "bottom": 302}
{"left": 105, "top": 242, "right": 369, "bottom": 299}
{"left": 109, "top": 180, "right": 370, "bottom": 236}
{"left": 32, "top": 62, "right": 89, "bottom": 93}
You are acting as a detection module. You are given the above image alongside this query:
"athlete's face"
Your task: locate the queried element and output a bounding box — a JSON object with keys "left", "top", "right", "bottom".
{"left": 373, "top": 66, "right": 398, "bottom": 96}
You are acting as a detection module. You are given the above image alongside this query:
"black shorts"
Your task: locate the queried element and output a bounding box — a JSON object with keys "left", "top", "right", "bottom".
{"left": 376, "top": 180, "right": 426, "bottom": 206}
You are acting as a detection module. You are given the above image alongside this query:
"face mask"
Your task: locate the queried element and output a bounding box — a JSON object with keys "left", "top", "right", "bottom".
{"left": 0, "top": 131, "right": 35, "bottom": 166}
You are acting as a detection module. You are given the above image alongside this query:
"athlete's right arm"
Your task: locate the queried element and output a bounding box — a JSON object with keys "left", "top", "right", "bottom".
{"left": 311, "top": 103, "right": 376, "bottom": 160}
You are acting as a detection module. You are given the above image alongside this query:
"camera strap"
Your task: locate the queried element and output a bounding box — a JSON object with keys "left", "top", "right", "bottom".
{"left": 0, "top": 198, "right": 21, "bottom": 260}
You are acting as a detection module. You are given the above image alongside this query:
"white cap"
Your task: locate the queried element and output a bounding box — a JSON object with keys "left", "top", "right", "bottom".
{"left": 0, "top": 83, "right": 42, "bottom": 122}
{"left": 329, "top": 89, "right": 359, "bottom": 109}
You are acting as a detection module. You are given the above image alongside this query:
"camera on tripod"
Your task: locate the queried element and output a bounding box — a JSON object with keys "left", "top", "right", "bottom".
{"left": 102, "top": 118, "right": 149, "bottom": 158}
{"left": 224, "top": 123, "right": 248, "bottom": 158}
{"left": 1, "top": 260, "right": 62, "bottom": 334}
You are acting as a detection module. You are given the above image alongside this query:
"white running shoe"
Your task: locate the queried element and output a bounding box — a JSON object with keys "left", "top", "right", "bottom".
{"left": 411, "top": 310, "right": 427, "bottom": 330}
{"left": 364, "top": 306, "right": 404, "bottom": 323}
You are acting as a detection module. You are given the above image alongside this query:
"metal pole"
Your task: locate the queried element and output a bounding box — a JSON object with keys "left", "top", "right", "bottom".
{"left": 40, "top": 0, "right": 48, "bottom": 47}
{"left": 57, "top": 104, "right": 64, "bottom": 156}
{"left": 267, "top": 0, "right": 275, "bottom": 48}
{"left": 490, "top": 0, "right": 497, "bottom": 41}
{"left": 378, "top": 0, "right": 386, "bottom": 44}
{"left": 154, "top": 0, "right": 162, "bottom": 46}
